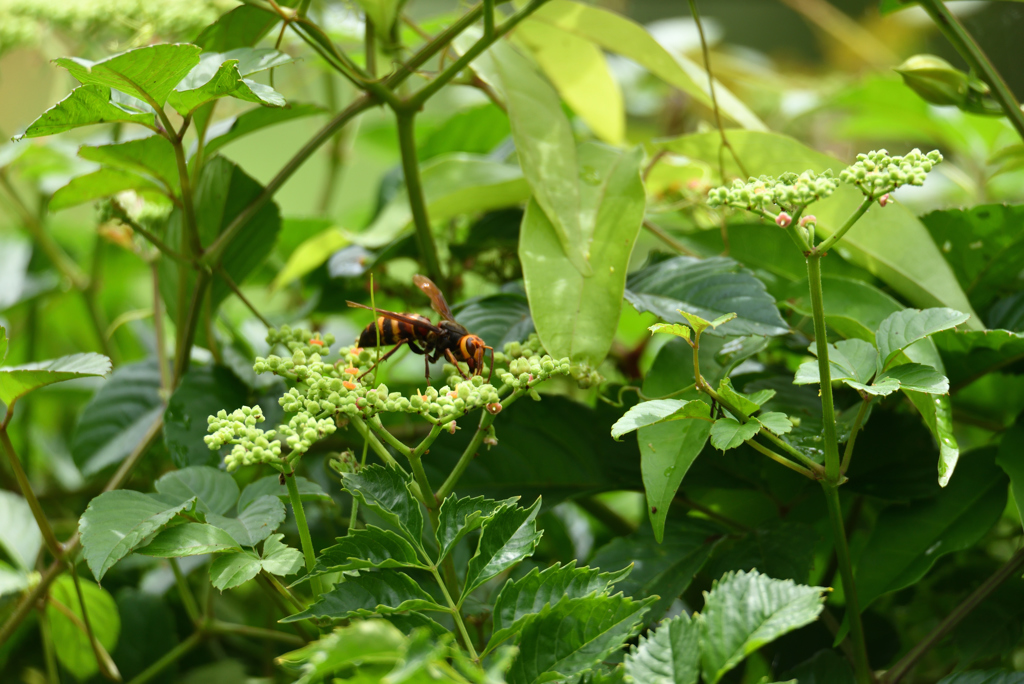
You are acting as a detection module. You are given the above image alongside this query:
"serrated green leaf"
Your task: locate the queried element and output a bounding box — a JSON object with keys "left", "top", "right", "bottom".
{"left": 648, "top": 322, "right": 691, "bottom": 340}
{"left": 209, "top": 550, "right": 262, "bottom": 590}
{"left": 487, "top": 561, "right": 631, "bottom": 656}
{"left": 277, "top": 620, "right": 406, "bottom": 684}
{"left": 71, "top": 359, "right": 163, "bottom": 476}
{"left": 79, "top": 491, "right": 194, "bottom": 581}
{"left": 464, "top": 497, "right": 542, "bottom": 596}
{"left": 625, "top": 256, "right": 789, "bottom": 338}
{"left": 876, "top": 308, "right": 971, "bottom": 369}
{"left": 0, "top": 353, "right": 111, "bottom": 407}
{"left": 878, "top": 363, "right": 949, "bottom": 395}
{"left": 164, "top": 364, "right": 250, "bottom": 468}
{"left": 624, "top": 612, "right": 700, "bottom": 684}
{"left": 237, "top": 474, "right": 331, "bottom": 512}
{"left": 281, "top": 571, "right": 445, "bottom": 623}
{"left": 342, "top": 465, "right": 424, "bottom": 547}
{"left": 717, "top": 377, "right": 773, "bottom": 416}
{"left": 507, "top": 594, "right": 654, "bottom": 684}
{"left": 710, "top": 418, "right": 760, "bottom": 451}
{"left": 199, "top": 103, "right": 324, "bottom": 157}
{"left": 15, "top": 85, "right": 155, "bottom": 139}
{"left": 54, "top": 44, "right": 202, "bottom": 106}
{"left": 699, "top": 570, "right": 826, "bottom": 684}
{"left": 154, "top": 465, "right": 239, "bottom": 515}
{"left": 756, "top": 412, "right": 793, "bottom": 436}
{"left": 845, "top": 376, "right": 901, "bottom": 397}
{"left": 677, "top": 310, "right": 736, "bottom": 337}
{"left": 51, "top": 168, "right": 166, "bottom": 211}
{"left": 261, "top": 534, "right": 303, "bottom": 576}
{"left": 793, "top": 339, "right": 878, "bottom": 386}
{"left": 78, "top": 136, "right": 180, "bottom": 193}
{"left": 436, "top": 494, "right": 518, "bottom": 563}
{"left": 47, "top": 575, "right": 120, "bottom": 681}
{"left": 309, "top": 526, "right": 426, "bottom": 579}
{"left": 610, "top": 399, "right": 711, "bottom": 441}
{"left": 937, "top": 671, "right": 1024, "bottom": 684}
{"left": 136, "top": 522, "right": 240, "bottom": 557}
{"left": 207, "top": 494, "right": 286, "bottom": 547}
{"left": 0, "top": 491, "right": 42, "bottom": 571}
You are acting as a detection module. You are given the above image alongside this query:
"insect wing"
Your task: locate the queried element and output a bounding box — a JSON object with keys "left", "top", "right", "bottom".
{"left": 346, "top": 301, "right": 443, "bottom": 334}
{"left": 413, "top": 274, "right": 458, "bottom": 323}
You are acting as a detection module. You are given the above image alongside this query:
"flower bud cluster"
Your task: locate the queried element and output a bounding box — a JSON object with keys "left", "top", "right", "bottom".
{"left": 706, "top": 171, "right": 838, "bottom": 213}
{"left": 205, "top": 406, "right": 282, "bottom": 471}
{"left": 493, "top": 334, "right": 572, "bottom": 391}
{"left": 839, "top": 149, "right": 942, "bottom": 199}
{"left": 410, "top": 374, "right": 502, "bottom": 422}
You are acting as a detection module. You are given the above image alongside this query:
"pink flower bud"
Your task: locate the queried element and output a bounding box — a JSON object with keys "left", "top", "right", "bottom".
{"left": 799, "top": 215, "right": 816, "bottom": 228}
{"left": 447, "top": 421, "right": 457, "bottom": 434}
{"left": 775, "top": 212, "right": 792, "bottom": 228}
{"left": 879, "top": 193, "right": 891, "bottom": 207}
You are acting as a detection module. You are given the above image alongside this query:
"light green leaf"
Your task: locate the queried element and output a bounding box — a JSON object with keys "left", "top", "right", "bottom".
{"left": 757, "top": 412, "right": 793, "bottom": 436}
{"left": 507, "top": 594, "right": 654, "bottom": 684}
{"left": 464, "top": 498, "right": 542, "bottom": 596}
{"left": 308, "top": 526, "right": 426, "bottom": 579}
{"left": 625, "top": 612, "right": 701, "bottom": 684}
{"left": 656, "top": 131, "right": 982, "bottom": 326}
{"left": 54, "top": 44, "right": 202, "bottom": 106}
{"left": 610, "top": 399, "right": 711, "bottom": 441}
{"left": 238, "top": 474, "right": 331, "bottom": 512}
{"left": 0, "top": 562, "right": 30, "bottom": 597}
{"left": 0, "top": 353, "right": 111, "bottom": 407}
{"left": 47, "top": 575, "right": 120, "bottom": 681}
{"left": 521, "top": 143, "right": 646, "bottom": 364}
{"left": 272, "top": 227, "right": 346, "bottom": 290}
{"left": 209, "top": 550, "right": 262, "bottom": 590}
{"left": 0, "top": 491, "right": 42, "bottom": 571}
{"left": 794, "top": 338, "right": 879, "bottom": 387}
{"left": 277, "top": 620, "right": 406, "bottom": 684}
{"left": 260, "top": 534, "right": 303, "bottom": 576}
{"left": 514, "top": 19, "right": 624, "bottom": 144}
{"left": 876, "top": 307, "right": 971, "bottom": 369}
{"left": 717, "top": 377, "right": 774, "bottom": 416}
{"left": 78, "top": 136, "right": 180, "bottom": 193}
{"left": 878, "top": 363, "right": 950, "bottom": 395}
{"left": 625, "top": 256, "right": 789, "bottom": 338}
{"left": 136, "top": 523, "right": 240, "bottom": 557}
{"left": 524, "top": 0, "right": 765, "bottom": 130}
{"left": 845, "top": 376, "right": 901, "bottom": 397}
{"left": 281, "top": 571, "right": 446, "bottom": 623}
{"left": 168, "top": 50, "right": 291, "bottom": 115}
{"left": 14, "top": 85, "right": 155, "bottom": 139}
{"left": 700, "top": 570, "right": 826, "bottom": 684}
{"left": 79, "top": 491, "right": 194, "bottom": 581}
{"left": 648, "top": 322, "right": 691, "bottom": 340}
{"left": 710, "top": 418, "right": 760, "bottom": 451}
{"left": 436, "top": 494, "right": 518, "bottom": 563}
{"left": 51, "top": 168, "right": 166, "bottom": 211}
{"left": 207, "top": 494, "right": 286, "bottom": 547}
{"left": 71, "top": 359, "right": 163, "bottom": 476}
{"left": 200, "top": 103, "right": 324, "bottom": 158}
{"left": 342, "top": 465, "right": 424, "bottom": 546}
{"left": 487, "top": 561, "right": 631, "bottom": 656}
{"left": 154, "top": 465, "right": 239, "bottom": 515}
{"left": 853, "top": 449, "right": 1007, "bottom": 615}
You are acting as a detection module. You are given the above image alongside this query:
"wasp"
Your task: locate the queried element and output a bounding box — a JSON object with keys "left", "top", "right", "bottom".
{"left": 347, "top": 275, "right": 494, "bottom": 382}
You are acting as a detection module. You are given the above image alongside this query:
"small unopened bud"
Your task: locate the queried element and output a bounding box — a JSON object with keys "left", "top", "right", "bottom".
{"left": 447, "top": 421, "right": 457, "bottom": 434}
{"left": 799, "top": 214, "right": 816, "bottom": 228}
{"left": 486, "top": 402, "right": 502, "bottom": 415}
{"left": 310, "top": 339, "right": 323, "bottom": 346}
{"left": 483, "top": 435, "right": 498, "bottom": 447}
{"left": 775, "top": 212, "right": 792, "bottom": 228}
{"left": 879, "top": 193, "right": 891, "bottom": 207}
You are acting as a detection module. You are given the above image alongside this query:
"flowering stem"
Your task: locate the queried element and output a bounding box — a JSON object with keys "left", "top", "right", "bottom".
{"left": 436, "top": 409, "right": 500, "bottom": 501}
{"left": 815, "top": 197, "right": 873, "bottom": 254}
{"left": 429, "top": 564, "right": 478, "bottom": 660}
{"left": 395, "top": 110, "right": 444, "bottom": 287}
{"left": 285, "top": 467, "right": 324, "bottom": 600}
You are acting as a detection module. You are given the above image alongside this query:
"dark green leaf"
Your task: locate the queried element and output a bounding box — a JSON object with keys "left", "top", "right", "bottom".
{"left": 997, "top": 421, "right": 1024, "bottom": 528}
{"left": 699, "top": 570, "right": 826, "bottom": 684}
{"left": 207, "top": 494, "right": 286, "bottom": 546}
{"left": 237, "top": 475, "right": 331, "bottom": 512}
{"left": 935, "top": 328, "right": 1024, "bottom": 391}
{"left": 780, "top": 650, "right": 855, "bottom": 684}
{"left": 15, "top": 85, "right": 155, "bottom": 139}
{"left": 71, "top": 359, "right": 163, "bottom": 476}
{"left": 464, "top": 497, "right": 542, "bottom": 595}
{"left": 451, "top": 294, "right": 533, "bottom": 349}
{"left": 79, "top": 491, "right": 193, "bottom": 581}
{"left": 55, "top": 44, "right": 202, "bottom": 106}
{"left": 342, "top": 465, "right": 424, "bottom": 545}
{"left": 78, "top": 136, "right": 179, "bottom": 193}
{"left": 625, "top": 256, "right": 789, "bottom": 337}
{"left": 707, "top": 522, "right": 819, "bottom": 584}
{"left": 164, "top": 364, "right": 249, "bottom": 468}
{"left": 136, "top": 523, "right": 240, "bottom": 557}
{"left": 112, "top": 588, "right": 178, "bottom": 683}
{"left": 281, "top": 571, "right": 445, "bottom": 623}
{"left": 624, "top": 613, "right": 700, "bottom": 684}
{"left": 436, "top": 494, "right": 517, "bottom": 563}
{"left": 937, "top": 673, "right": 1024, "bottom": 684}
{"left": 487, "top": 561, "right": 631, "bottom": 655}
{"left": 876, "top": 308, "right": 971, "bottom": 369}
{"left": 47, "top": 575, "right": 120, "bottom": 681}
{"left": 0, "top": 352, "right": 111, "bottom": 406}
{"left": 610, "top": 399, "right": 711, "bottom": 441}
{"left": 310, "top": 526, "right": 426, "bottom": 578}
{"left": 507, "top": 594, "right": 654, "bottom": 684}
{"left": 154, "top": 465, "right": 239, "bottom": 515}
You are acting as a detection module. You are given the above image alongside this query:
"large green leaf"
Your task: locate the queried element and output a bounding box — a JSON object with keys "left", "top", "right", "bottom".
{"left": 624, "top": 613, "right": 701, "bottom": 684}
{"left": 135, "top": 523, "right": 240, "bottom": 557}
{"left": 310, "top": 526, "right": 426, "bottom": 578}
{"left": 342, "top": 465, "right": 424, "bottom": 545}
{"left": 51, "top": 168, "right": 167, "bottom": 211}
{"left": 521, "top": 143, "right": 645, "bottom": 364}
{"left": 154, "top": 465, "right": 239, "bottom": 515}
{"left": 625, "top": 256, "right": 790, "bottom": 338}
{"left": 47, "top": 575, "right": 120, "bottom": 681}
{"left": 111, "top": 588, "right": 179, "bottom": 683}
{"left": 77, "top": 135, "right": 180, "bottom": 193}
{"left": 435, "top": 494, "right": 517, "bottom": 563}
{"left": 164, "top": 364, "right": 249, "bottom": 468}
{"left": 463, "top": 498, "right": 542, "bottom": 596}
{"left": 699, "top": 570, "right": 826, "bottom": 684}
{"left": 277, "top": 620, "right": 407, "bottom": 684}
{"left": 167, "top": 49, "right": 292, "bottom": 115}
{"left": 935, "top": 328, "right": 1024, "bottom": 391}
{"left": 0, "top": 491, "right": 42, "bottom": 571}
{"left": 610, "top": 399, "right": 711, "bottom": 441}
{"left": 655, "top": 131, "right": 981, "bottom": 326}
{"left": 487, "top": 561, "right": 631, "bottom": 656}
{"left": 54, "top": 44, "right": 202, "bottom": 106}
{"left": 209, "top": 534, "right": 302, "bottom": 590}
{"left": 507, "top": 594, "right": 654, "bottom": 684}
{"left": 207, "top": 494, "right": 286, "bottom": 546}
{"left": 280, "top": 571, "right": 445, "bottom": 623}
{"left": 71, "top": 359, "right": 163, "bottom": 476}
{"left": 14, "top": 85, "right": 155, "bottom": 139}
{"left": 853, "top": 448, "right": 1007, "bottom": 614}
{"left": 708, "top": 522, "right": 820, "bottom": 585}
{"left": 875, "top": 308, "right": 971, "bottom": 369}
{"left": 451, "top": 294, "right": 534, "bottom": 350}
{"left": 0, "top": 352, "right": 111, "bottom": 407}
{"left": 200, "top": 103, "right": 325, "bottom": 157}
{"left": 513, "top": 19, "right": 623, "bottom": 145}
{"left": 523, "top": 0, "right": 765, "bottom": 130}
{"left": 79, "top": 491, "right": 194, "bottom": 581}
{"left": 780, "top": 650, "right": 855, "bottom": 684}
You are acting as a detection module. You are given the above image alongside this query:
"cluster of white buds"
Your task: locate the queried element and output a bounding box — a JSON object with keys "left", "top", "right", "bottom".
{"left": 839, "top": 149, "right": 943, "bottom": 199}
{"left": 706, "top": 170, "right": 838, "bottom": 214}
{"left": 205, "top": 406, "right": 282, "bottom": 471}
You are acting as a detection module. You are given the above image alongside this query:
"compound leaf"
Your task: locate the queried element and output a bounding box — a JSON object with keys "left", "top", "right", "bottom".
{"left": 54, "top": 44, "right": 202, "bottom": 106}
{"left": 154, "top": 465, "right": 238, "bottom": 516}
{"left": 342, "top": 465, "right": 424, "bottom": 547}
{"left": 281, "top": 571, "right": 445, "bottom": 623}
{"left": 310, "top": 526, "right": 426, "bottom": 578}
{"left": 436, "top": 494, "right": 518, "bottom": 563}
{"left": 464, "top": 497, "right": 542, "bottom": 595}
{"left": 136, "top": 523, "right": 240, "bottom": 557}
{"left": 625, "top": 612, "right": 701, "bottom": 684}
{"left": 207, "top": 494, "right": 286, "bottom": 547}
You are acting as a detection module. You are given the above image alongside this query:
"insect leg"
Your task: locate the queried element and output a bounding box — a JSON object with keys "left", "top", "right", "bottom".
{"left": 358, "top": 341, "right": 407, "bottom": 380}
{"left": 444, "top": 349, "right": 471, "bottom": 380}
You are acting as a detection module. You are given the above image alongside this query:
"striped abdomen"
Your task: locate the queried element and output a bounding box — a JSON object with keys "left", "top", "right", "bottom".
{"left": 357, "top": 313, "right": 432, "bottom": 348}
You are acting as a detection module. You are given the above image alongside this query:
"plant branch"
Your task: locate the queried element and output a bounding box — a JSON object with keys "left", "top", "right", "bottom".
{"left": 170, "top": 558, "right": 202, "bottom": 626}
{"left": 805, "top": 256, "right": 841, "bottom": 482}
{"left": 816, "top": 197, "right": 873, "bottom": 254}
{"left": 215, "top": 266, "right": 271, "bottom": 327}
{"left": 436, "top": 409, "right": 499, "bottom": 500}
{"left": 917, "top": 0, "right": 1024, "bottom": 141}
{"left": 841, "top": 397, "right": 872, "bottom": 474}
{"left": 385, "top": 5, "right": 484, "bottom": 90}
{"left": 0, "top": 427, "right": 64, "bottom": 561}
{"left": 430, "top": 565, "right": 478, "bottom": 660}
{"left": 111, "top": 200, "right": 189, "bottom": 264}
{"left": 746, "top": 437, "right": 816, "bottom": 479}
{"left": 68, "top": 565, "right": 122, "bottom": 682}
{"left": 207, "top": 620, "right": 305, "bottom": 646}
{"left": 286, "top": 467, "right": 325, "bottom": 600}
{"left": 643, "top": 219, "right": 698, "bottom": 256}
{"left": 394, "top": 110, "right": 445, "bottom": 286}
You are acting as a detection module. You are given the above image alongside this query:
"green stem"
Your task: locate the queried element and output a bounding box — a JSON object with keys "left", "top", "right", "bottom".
{"left": 111, "top": 201, "right": 189, "bottom": 264}
{"left": 83, "top": 236, "right": 117, "bottom": 364}
{"left": 365, "top": 19, "right": 378, "bottom": 78}
{"left": 823, "top": 483, "right": 872, "bottom": 684}
{"left": 746, "top": 438, "right": 816, "bottom": 479}
{"left": 369, "top": 416, "right": 413, "bottom": 459}
{"left": 170, "top": 558, "right": 202, "bottom": 626}
{"left": 483, "top": 0, "right": 495, "bottom": 37}
{"left": 0, "top": 427, "right": 63, "bottom": 561}
{"left": 429, "top": 565, "right": 478, "bottom": 660}
{"left": 841, "top": 397, "right": 872, "bottom": 475}
{"left": 917, "top": 0, "right": 1024, "bottom": 142}
{"left": 207, "top": 620, "right": 305, "bottom": 646}
{"left": 806, "top": 256, "right": 841, "bottom": 482}
{"left": 215, "top": 266, "right": 271, "bottom": 327}
{"left": 151, "top": 265, "right": 172, "bottom": 394}
{"left": 385, "top": 5, "right": 482, "bottom": 89}
{"left": 68, "top": 565, "right": 121, "bottom": 682}
{"left": 350, "top": 415, "right": 406, "bottom": 473}
{"left": 395, "top": 110, "right": 444, "bottom": 286}
{"left": 126, "top": 629, "right": 203, "bottom": 684}
{"left": 172, "top": 269, "right": 210, "bottom": 387}
{"left": 816, "top": 197, "right": 872, "bottom": 254}
{"left": 260, "top": 570, "right": 307, "bottom": 613}
{"left": 435, "top": 410, "right": 499, "bottom": 501}
{"left": 286, "top": 468, "right": 324, "bottom": 599}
